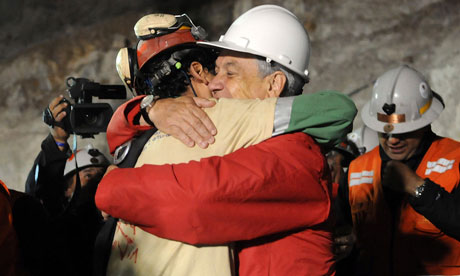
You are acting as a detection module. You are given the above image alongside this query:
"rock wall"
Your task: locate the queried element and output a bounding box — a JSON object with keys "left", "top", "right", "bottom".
{"left": 1, "top": 0, "right": 459, "bottom": 191}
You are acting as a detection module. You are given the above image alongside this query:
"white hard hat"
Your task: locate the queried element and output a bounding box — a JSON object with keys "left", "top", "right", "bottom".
{"left": 199, "top": 5, "right": 311, "bottom": 80}
{"left": 347, "top": 126, "right": 379, "bottom": 154}
{"left": 362, "top": 65, "right": 444, "bottom": 134}
{"left": 134, "top": 13, "right": 178, "bottom": 39}
{"left": 63, "top": 144, "right": 110, "bottom": 178}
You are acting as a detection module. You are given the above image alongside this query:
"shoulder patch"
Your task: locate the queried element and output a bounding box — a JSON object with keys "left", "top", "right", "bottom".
{"left": 425, "top": 158, "right": 455, "bottom": 175}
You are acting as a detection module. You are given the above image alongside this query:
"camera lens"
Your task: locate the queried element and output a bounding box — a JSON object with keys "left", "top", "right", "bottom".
{"left": 82, "top": 113, "right": 99, "bottom": 125}
{"left": 71, "top": 103, "right": 112, "bottom": 135}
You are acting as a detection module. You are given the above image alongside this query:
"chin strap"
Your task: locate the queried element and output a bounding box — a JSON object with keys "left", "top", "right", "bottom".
{"left": 181, "top": 70, "right": 197, "bottom": 97}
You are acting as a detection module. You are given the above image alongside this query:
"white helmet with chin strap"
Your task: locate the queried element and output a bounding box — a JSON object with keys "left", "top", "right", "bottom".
{"left": 199, "top": 5, "right": 311, "bottom": 81}
{"left": 63, "top": 144, "right": 110, "bottom": 178}
{"left": 362, "top": 65, "right": 444, "bottom": 134}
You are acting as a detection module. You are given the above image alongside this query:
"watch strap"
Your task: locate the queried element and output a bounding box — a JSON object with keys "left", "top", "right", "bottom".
{"left": 140, "top": 106, "right": 155, "bottom": 127}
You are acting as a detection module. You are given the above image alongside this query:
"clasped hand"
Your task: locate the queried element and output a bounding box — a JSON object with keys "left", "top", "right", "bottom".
{"left": 382, "top": 160, "right": 425, "bottom": 196}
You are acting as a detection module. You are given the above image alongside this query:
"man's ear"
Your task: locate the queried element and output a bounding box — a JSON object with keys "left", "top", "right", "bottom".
{"left": 189, "top": 61, "right": 208, "bottom": 84}
{"left": 266, "top": 71, "right": 286, "bottom": 97}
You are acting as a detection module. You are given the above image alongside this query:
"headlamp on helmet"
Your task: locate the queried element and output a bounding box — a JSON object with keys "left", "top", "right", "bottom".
{"left": 362, "top": 65, "right": 445, "bottom": 134}
{"left": 134, "top": 13, "right": 207, "bottom": 41}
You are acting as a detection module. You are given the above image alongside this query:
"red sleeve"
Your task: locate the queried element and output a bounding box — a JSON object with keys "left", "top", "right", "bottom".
{"left": 96, "top": 132, "right": 332, "bottom": 245}
{"left": 107, "top": 95, "right": 153, "bottom": 154}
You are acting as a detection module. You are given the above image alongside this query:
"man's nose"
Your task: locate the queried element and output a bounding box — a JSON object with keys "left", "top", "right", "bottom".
{"left": 387, "top": 135, "right": 401, "bottom": 144}
{"left": 208, "top": 75, "right": 224, "bottom": 93}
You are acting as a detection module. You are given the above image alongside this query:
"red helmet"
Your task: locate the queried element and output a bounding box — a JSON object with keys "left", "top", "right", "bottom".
{"left": 136, "top": 27, "right": 197, "bottom": 70}
{"left": 115, "top": 13, "right": 207, "bottom": 94}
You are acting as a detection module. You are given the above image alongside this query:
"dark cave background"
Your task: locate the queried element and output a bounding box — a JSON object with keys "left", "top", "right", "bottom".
{"left": 1, "top": 0, "right": 459, "bottom": 191}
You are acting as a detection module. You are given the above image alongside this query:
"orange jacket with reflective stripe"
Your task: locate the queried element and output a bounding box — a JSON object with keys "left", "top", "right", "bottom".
{"left": 348, "top": 137, "right": 460, "bottom": 276}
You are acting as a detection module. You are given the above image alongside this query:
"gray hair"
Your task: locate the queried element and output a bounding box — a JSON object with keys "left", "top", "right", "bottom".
{"left": 256, "top": 57, "right": 306, "bottom": 97}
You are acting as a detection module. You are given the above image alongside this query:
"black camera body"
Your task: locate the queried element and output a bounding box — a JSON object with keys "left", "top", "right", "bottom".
{"left": 60, "top": 77, "right": 126, "bottom": 138}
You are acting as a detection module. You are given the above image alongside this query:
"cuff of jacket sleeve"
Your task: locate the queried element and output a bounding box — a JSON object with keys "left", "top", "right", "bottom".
{"left": 125, "top": 96, "right": 153, "bottom": 130}
{"left": 42, "top": 134, "right": 70, "bottom": 161}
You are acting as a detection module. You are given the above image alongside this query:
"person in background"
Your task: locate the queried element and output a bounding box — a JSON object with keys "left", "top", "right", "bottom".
{"left": 26, "top": 96, "right": 109, "bottom": 217}
{"left": 347, "top": 125, "right": 380, "bottom": 155}
{"left": 327, "top": 139, "right": 360, "bottom": 275}
{"left": 23, "top": 96, "right": 110, "bottom": 275}
{"left": 327, "top": 140, "right": 361, "bottom": 188}
{"left": 331, "top": 125, "right": 380, "bottom": 275}
{"left": 342, "top": 65, "right": 460, "bottom": 275}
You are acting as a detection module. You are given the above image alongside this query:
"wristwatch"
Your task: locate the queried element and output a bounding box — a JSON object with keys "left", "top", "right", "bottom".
{"left": 414, "top": 181, "right": 426, "bottom": 198}
{"left": 140, "top": 95, "right": 157, "bottom": 126}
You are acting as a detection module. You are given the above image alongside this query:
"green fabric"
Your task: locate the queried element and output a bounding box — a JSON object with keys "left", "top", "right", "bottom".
{"left": 285, "top": 90, "right": 357, "bottom": 149}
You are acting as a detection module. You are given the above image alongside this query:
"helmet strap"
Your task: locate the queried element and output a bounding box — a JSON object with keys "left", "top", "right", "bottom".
{"left": 181, "top": 70, "right": 197, "bottom": 97}
{"left": 71, "top": 134, "right": 81, "bottom": 204}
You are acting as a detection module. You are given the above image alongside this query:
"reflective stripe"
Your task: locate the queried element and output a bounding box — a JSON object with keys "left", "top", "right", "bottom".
{"left": 34, "top": 163, "right": 40, "bottom": 184}
{"left": 350, "top": 170, "right": 374, "bottom": 178}
{"left": 419, "top": 98, "right": 432, "bottom": 115}
{"left": 350, "top": 170, "right": 374, "bottom": 187}
{"left": 272, "top": 97, "right": 294, "bottom": 137}
{"left": 350, "top": 177, "right": 373, "bottom": 187}
{"left": 425, "top": 158, "right": 455, "bottom": 175}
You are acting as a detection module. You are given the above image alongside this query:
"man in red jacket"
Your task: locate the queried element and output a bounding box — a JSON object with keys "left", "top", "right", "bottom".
{"left": 97, "top": 5, "right": 356, "bottom": 275}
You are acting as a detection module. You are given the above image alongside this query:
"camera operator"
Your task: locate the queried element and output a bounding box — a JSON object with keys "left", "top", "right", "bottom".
{"left": 26, "top": 95, "right": 109, "bottom": 215}
{"left": 23, "top": 95, "right": 110, "bottom": 275}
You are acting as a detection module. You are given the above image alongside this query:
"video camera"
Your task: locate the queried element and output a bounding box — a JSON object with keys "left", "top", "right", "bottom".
{"left": 45, "top": 77, "right": 126, "bottom": 138}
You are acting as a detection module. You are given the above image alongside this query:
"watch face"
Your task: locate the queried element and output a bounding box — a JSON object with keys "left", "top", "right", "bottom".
{"left": 141, "top": 94, "right": 154, "bottom": 109}
{"left": 415, "top": 183, "right": 425, "bottom": 198}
